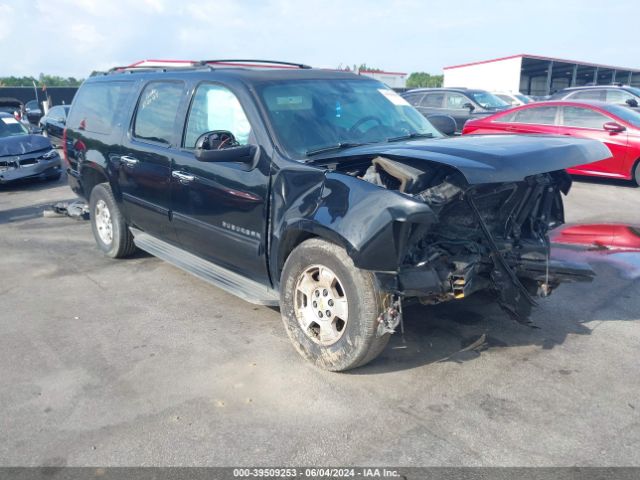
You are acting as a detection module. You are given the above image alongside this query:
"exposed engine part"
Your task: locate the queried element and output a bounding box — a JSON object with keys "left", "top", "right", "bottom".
{"left": 358, "top": 156, "right": 441, "bottom": 193}
{"left": 345, "top": 154, "right": 591, "bottom": 323}
{"left": 376, "top": 294, "right": 403, "bottom": 337}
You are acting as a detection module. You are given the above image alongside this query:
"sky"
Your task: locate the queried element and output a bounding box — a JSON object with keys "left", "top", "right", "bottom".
{"left": 1, "top": 0, "right": 639, "bottom": 79}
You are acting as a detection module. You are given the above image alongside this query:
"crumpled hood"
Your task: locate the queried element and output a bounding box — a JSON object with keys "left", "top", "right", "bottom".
{"left": 314, "top": 134, "right": 612, "bottom": 184}
{"left": 0, "top": 134, "right": 51, "bottom": 157}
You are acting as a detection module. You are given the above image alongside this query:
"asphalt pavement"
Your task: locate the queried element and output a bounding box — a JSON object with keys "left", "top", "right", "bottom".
{"left": 0, "top": 173, "right": 638, "bottom": 467}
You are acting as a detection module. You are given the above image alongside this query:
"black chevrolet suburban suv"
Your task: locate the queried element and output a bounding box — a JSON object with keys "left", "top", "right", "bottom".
{"left": 64, "top": 60, "right": 609, "bottom": 371}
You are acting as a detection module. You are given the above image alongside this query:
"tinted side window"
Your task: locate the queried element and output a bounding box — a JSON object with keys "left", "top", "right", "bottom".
{"left": 47, "top": 106, "right": 61, "bottom": 118}
{"left": 67, "top": 81, "right": 133, "bottom": 134}
{"left": 606, "top": 89, "right": 637, "bottom": 104}
{"left": 445, "top": 93, "right": 468, "bottom": 109}
{"left": 183, "top": 83, "right": 251, "bottom": 148}
{"left": 420, "top": 93, "right": 444, "bottom": 107}
{"left": 402, "top": 93, "right": 424, "bottom": 106}
{"left": 133, "top": 81, "right": 184, "bottom": 145}
{"left": 513, "top": 106, "right": 557, "bottom": 125}
{"left": 493, "top": 111, "right": 517, "bottom": 123}
{"left": 568, "top": 90, "right": 603, "bottom": 101}
{"left": 561, "top": 106, "right": 610, "bottom": 129}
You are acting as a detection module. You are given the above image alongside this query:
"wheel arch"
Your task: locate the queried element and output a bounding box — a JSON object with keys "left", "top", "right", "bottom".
{"left": 273, "top": 223, "right": 356, "bottom": 285}
{"left": 80, "top": 162, "right": 109, "bottom": 200}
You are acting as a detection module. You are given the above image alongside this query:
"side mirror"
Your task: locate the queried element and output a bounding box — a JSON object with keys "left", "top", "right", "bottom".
{"left": 427, "top": 114, "right": 457, "bottom": 136}
{"left": 195, "top": 144, "right": 257, "bottom": 163}
{"left": 462, "top": 102, "right": 475, "bottom": 112}
{"left": 603, "top": 121, "right": 626, "bottom": 133}
{"left": 625, "top": 98, "right": 638, "bottom": 108}
{"left": 193, "top": 130, "right": 256, "bottom": 163}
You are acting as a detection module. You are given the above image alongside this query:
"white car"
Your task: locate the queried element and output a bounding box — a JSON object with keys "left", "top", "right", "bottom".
{"left": 493, "top": 92, "right": 535, "bottom": 106}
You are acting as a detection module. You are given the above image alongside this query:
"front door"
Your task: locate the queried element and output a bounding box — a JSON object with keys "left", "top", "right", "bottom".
{"left": 118, "top": 80, "right": 185, "bottom": 241}
{"left": 171, "top": 82, "right": 271, "bottom": 283}
{"left": 557, "top": 106, "right": 627, "bottom": 177}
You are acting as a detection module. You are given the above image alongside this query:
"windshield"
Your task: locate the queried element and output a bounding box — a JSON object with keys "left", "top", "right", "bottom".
{"left": 468, "top": 91, "right": 509, "bottom": 109}
{"left": 0, "top": 116, "right": 29, "bottom": 137}
{"left": 257, "top": 79, "right": 442, "bottom": 158}
{"left": 602, "top": 103, "right": 640, "bottom": 128}
{"left": 515, "top": 94, "right": 533, "bottom": 104}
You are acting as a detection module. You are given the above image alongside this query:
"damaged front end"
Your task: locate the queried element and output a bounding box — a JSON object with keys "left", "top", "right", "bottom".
{"left": 335, "top": 155, "right": 595, "bottom": 322}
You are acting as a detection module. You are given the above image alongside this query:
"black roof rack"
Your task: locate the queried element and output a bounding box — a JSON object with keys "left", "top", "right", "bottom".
{"left": 102, "top": 59, "right": 311, "bottom": 76}
{"left": 197, "top": 59, "right": 312, "bottom": 69}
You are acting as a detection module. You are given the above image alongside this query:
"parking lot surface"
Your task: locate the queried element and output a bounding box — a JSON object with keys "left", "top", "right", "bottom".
{"left": 0, "top": 174, "right": 638, "bottom": 467}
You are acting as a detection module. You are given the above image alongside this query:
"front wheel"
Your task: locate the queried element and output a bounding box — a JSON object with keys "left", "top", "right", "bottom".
{"left": 634, "top": 162, "right": 640, "bottom": 186}
{"left": 89, "top": 183, "right": 137, "bottom": 258}
{"left": 280, "top": 238, "right": 390, "bottom": 371}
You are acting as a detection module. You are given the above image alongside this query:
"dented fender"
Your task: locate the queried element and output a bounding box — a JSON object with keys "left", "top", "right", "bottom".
{"left": 269, "top": 165, "right": 437, "bottom": 284}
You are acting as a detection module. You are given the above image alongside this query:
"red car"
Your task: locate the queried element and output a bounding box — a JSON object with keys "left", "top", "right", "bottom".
{"left": 550, "top": 224, "right": 640, "bottom": 252}
{"left": 462, "top": 100, "right": 640, "bottom": 185}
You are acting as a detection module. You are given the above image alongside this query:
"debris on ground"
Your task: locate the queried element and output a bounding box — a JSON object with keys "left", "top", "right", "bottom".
{"left": 43, "top": 200, "right": 89, "bottom": 220}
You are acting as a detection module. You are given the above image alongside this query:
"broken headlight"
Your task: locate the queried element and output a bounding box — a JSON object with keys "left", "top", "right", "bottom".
{"left": 41, "top": 149, "right": 59, "bottom": 160}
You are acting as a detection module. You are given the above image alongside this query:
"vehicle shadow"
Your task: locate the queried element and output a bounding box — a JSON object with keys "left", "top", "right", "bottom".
{"left": 351, "top": 258, "right": 639, "bottom": 375}
{"left": 0, "top": 199, "right": 79, "bottom": 225}
{"left": 0, "top": 172, "right": 67, "bottom": 193}
{"left": 571, "top": 175, "right": 638, "bottom": 188}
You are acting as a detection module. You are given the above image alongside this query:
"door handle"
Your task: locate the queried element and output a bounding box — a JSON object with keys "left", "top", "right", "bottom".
{"left": 120, "top": 155, "right": 139, "bottom": 167}
{"left": 172, "top": 170, "right": 195, "bottom": 183}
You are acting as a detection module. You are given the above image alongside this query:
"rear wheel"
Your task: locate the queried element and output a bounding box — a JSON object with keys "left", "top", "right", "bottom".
{"left": 634, "top": 161, "right": 640, "bottom": 186}
{"left": 280, "top": 238, "right": 390, "bottom": 371}
{"left": 89, "top": 183, "right": 137, "bottom": 258}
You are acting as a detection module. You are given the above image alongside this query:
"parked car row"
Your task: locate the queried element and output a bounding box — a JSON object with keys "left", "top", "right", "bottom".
{"left": 401, "top": 84, "right": 640, "bottom": 184}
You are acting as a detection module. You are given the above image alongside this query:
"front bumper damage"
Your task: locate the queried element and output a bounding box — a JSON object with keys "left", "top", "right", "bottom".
{"left": 356, "top": 156, "right": 595, "bottom": 326}
{"left": 0, "top": 151, "right": 61, "bottom": 184}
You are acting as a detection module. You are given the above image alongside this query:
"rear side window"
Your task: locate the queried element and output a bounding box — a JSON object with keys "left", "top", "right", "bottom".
{"left": 420, "top": 93, "right": 444, "bottom": 107}
{"left": 561, "top": 106, "right": 610, "bottom": 129}
{"left": 513, "top": 106, "right": 557, "bottom": 125}
{"left": 67, "top": 81, "right": 133, "bottom": 134}
{"left": 568, "top": 90, "right": 604, "bottom": 101}
{"left": 402, "top": 93, "right": 424, "bottom": 106}
{"left": 133, "top": 81, "right": 184, "bottom": 145}
{"left": 493, "top": 111, "right": 517, "bottom": 123}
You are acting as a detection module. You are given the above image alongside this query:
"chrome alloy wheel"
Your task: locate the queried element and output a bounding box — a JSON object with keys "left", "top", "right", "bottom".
{"left": 294, "top": 265, "right": 349, "bottom": 346}
{"left": 94, "top": 199, "right": 113, "bottom": 245}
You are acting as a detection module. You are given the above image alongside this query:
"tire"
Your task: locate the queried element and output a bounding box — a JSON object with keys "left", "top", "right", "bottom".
{"left": 634, "top": 162, "right": 640, "bottom": 186}
{"left": 280, "top": 238, "right": 390, "bottom": 371}
{"left": 89, "top": 183, "right": 137, "bottom": 258}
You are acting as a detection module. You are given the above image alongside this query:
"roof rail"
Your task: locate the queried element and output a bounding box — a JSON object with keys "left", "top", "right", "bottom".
{"left": 197, "top": 59, "right": 312, "bottom": 69}
{"left": 101, "top": 59, "right": 312, "bottom": 76}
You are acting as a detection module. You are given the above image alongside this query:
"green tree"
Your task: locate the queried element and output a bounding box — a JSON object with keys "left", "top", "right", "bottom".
{"left": 0, "top": 75, "right": 83, "bottom": 87}
{"left": 406, "top": 72, "right": 444, "bottom": 88}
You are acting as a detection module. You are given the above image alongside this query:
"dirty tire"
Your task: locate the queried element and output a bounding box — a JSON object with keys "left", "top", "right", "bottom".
{"left": 89, "top": 182, "right": 137, "bottom": 258}
{"left": 280, "top": 238, "right": 390, "bottom": 371}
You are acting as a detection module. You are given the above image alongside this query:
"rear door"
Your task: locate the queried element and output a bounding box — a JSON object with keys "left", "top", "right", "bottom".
{"left": 416, "top": 91, "right": 445, "bottom": 118}
{"left": 504, "top": 106, "right": 559, "bottom": 135}
{"left": 557, "top": 105, "right": 627, "bottom": 177}
{"left": 117, "top": 80, "right": 186, "bottom": 241}
{"left": 170, "top": 81, "right": 271, "bottom": 283}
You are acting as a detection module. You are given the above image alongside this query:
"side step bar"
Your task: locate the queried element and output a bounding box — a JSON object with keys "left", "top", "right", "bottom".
{"left": 131, "top": 229, "right": 280, "bottom": 306}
